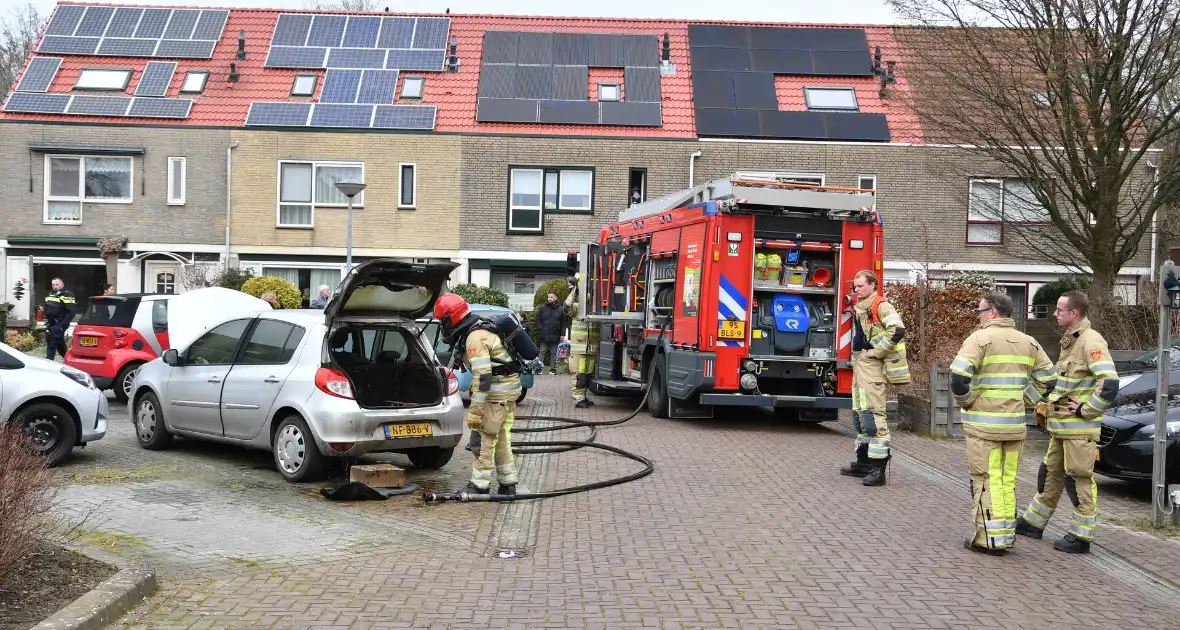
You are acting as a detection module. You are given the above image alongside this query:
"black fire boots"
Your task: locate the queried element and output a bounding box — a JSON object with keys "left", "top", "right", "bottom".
{"left": 498, "top": 484, "right": 517, "bottom": 496}
{"left": 963, "top": 539, "right": 1007, "bottom": 556}
{"left": 1014, "top": 517, "right": 1044, "bottom": 539}
{"left": 840, "top": 444, "right": 871, "bottom": 477}
{"left": 575, "top": 399, "right": 594, "bottom": 409}
{"left": 1053, "top": 533, "right": 1091, "bottom": 554}
{"left": 456, "top": 481, "right": 489, "bottom": 495}
{"left": 861, "top": 456, "right": 890, "bottom": 486}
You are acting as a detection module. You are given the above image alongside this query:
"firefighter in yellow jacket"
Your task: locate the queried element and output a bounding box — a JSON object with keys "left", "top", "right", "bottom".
{"left": 566, "top": 275, "right": 600, "bottom": 408}
{"left": 1015, "top": 291, "right": 1118, "bottom": 554}
{"left": 434, "top": 294, "right": 522, "bottom": 495}
{"left": 840, "top": 270, "right": 910, "bottom": 486}
{"left": 951, "top": 293, "right": 1057, "bottom": 555}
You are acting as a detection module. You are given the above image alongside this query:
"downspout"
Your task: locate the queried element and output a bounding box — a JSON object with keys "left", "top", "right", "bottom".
{"left": 689, "top": 150, "right": 702, "bottom": 188}
{"left": 1149, "top": 161, "right": 1159, "bottom": 281}
{"left": 225, "top": 140, "right": 240, "bottom": 267}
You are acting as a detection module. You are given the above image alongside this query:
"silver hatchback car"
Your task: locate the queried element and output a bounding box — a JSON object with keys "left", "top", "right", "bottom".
{"left": 130, "top": 260, "right": 465, "bottom": 482}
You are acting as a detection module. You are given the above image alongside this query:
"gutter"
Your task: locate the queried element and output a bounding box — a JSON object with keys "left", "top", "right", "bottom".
{"left": 688, "top": 150, "right": 702, "bottom": 187}
{"left": 225, "top": 140, "right": 239, "bottom": 266}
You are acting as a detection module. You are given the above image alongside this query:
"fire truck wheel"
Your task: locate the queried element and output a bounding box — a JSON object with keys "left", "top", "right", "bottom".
{"left": 646, "top": 354, "right": 670, "bottom": 419}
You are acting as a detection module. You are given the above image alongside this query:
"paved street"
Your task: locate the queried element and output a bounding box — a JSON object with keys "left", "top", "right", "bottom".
{"left": 47, "top": 375, "right": 1180, "bottom": 629}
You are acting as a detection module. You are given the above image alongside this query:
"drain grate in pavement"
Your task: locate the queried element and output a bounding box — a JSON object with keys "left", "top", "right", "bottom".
{"left": 486, "top": 394, "right": 559, "bottom": 555}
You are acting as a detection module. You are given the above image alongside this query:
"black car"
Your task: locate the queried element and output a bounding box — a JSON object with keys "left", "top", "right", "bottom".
{"left": 1095, "top": 383, "right": 1180, "bottom": 485}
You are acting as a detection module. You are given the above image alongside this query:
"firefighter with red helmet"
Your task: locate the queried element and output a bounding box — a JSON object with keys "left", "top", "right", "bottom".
{"left": 434, "top": 293, "right": 522, "bottom": 495}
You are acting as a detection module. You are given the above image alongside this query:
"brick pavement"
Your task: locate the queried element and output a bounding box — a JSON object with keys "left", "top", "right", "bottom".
{"left": 44, "top": 377, "right": 1180, "bottom": 629}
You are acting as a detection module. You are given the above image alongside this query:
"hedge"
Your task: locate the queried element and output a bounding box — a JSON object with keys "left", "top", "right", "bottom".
{"left": 240, "top": 276, "right": 302, "bottom": 309}
{"left": 450, "top": 283, "right": 509, "bottom": 308}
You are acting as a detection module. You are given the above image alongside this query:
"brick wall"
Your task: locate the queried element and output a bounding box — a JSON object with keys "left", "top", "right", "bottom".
{"left": 229, "top": 129, "right": 461, "bottom": 251}
{"left": 460, "top": 135, "right": 1154, "bottom": 269}
{"left": 0, "top": 121, "right": 229, "bottom": 243}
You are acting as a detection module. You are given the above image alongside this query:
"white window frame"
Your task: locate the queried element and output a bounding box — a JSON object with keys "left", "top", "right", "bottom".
{"left": 398, "top": 162, "right": 417, "bottom": 209}
{"left": 803, "top": 86, "right": 859, "bottom": 111}
{"left": 75, "top": 68, "right": 132, "bottom": 91}
{"left": 401, "top": 76, "right": 424, "bottom": 99}
{"left": 275, "top": 160, "right": 365, "bottom": 229}
{"left": 858, "top": 174, "right": 877, "bottom": 209}
{"left": 780, "top": 172, "right": 825, "bottom": 186}
{"left": 291, "top": 74, "right": 317, "bottom": 97}
{"left": 180, "top": 71, "right": 209, "bottom": 94}
{"left": 598, "top": 83, "right": 620, "bottom": 102}
{"left": 43, "top": 154, "right": 135, "bottom": 224}
{"left": 508, "top": 168, "right": 544, "bottom": 233}
{"left": 167, "top": 157, "right": 186, "bottom": 206}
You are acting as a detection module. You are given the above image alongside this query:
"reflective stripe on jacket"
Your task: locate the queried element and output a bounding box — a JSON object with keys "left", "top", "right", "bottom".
{"left": 565, "top": 290, "right": 599, "bottom": 356}
{"left": 464, "top": 328, "right": 522, "bottom": 404}
{"left": 950, "top": 318, "right": 1056, "bottom": 439}
{"left": 854, "top": 297, "right": 910, "bottom": 384}
{"left": 1048, "top": 318, "right": 1117, "bottom": 437}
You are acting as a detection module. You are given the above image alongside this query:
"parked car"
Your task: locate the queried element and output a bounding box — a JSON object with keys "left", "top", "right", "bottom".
{"left": 0, "top": 341, "right": 108, "bottom": 466}
{"left": 1096, "top": 380, "right": 1180, "bottom": 485}
{"left": 130, "top": 261, "right": 466, "bottom": 482}
{"left": 417, "top": 304, "right": 535, "bottom": 405}
{"left": 66, "top": 294, "right": 172, "bottom": 404}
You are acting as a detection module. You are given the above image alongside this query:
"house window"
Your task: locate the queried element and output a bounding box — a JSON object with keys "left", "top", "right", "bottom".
{"left": 44, "top": 155, "right": 134, "bottom": 224}
{"left": 629, "top": 168, "right": 647, "bottom": 206}
{"left": 167, "top": 157, "right": 186, "bottom": 205}
{"left": 155, "top": 272, "right": 176, "bottom": 295}
{"left": 858, "top": 175, "right": 876, "bottom": 191}
{"left": 277, "top": 161, "right": 364, "bottom": 228}
{"left": 598, "top": 83, "right": 620, "bottom": 102}
{"left": 75, "top": 68, "right": 131, "bottom": 91}
{"left": 967, "top": 178, "right": 1050, "bottom": 245}
{"left": 803, "top": 87, "right": 858, "bottom": 111}
{"left": 399, "top": 163, "right": 416, "bottom": 208}
{"left": 262, "top": 267, "right": 341, "bottom": 304}
{"left": 291, "top": 74, "right": 317, "bottom": 97}
{"left": 508, "top": 167, "right": 595, "bottom": 232}
{"left": 401, "top": 77, "right": 424, "bottom": 99}
{"left": 781, "top": 173, "right": 825, "bottom": 186}
{"left": 180, "top": 71, "right": 208, "bottom": 94}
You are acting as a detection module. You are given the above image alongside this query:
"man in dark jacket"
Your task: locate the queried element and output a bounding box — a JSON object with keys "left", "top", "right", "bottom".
{"left": 535, "top": 292, "right": 565, "bottom": 375}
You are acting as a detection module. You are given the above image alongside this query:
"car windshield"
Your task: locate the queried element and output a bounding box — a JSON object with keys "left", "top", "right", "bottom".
{"left": 1127, "top": 344, "right": 1180, "bottom": 370}
{"left": 78, "top": 298, "right": 139, "bottom": 327}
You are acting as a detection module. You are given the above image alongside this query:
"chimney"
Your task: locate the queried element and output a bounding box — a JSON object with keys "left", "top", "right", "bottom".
{"left": 228, "top": 62, "right": 239, "bottom": 83}
{"left": 660, "top": 33, "right": 675, "bottom": 75}
{"left": 236, "top": 30, "right": 247, "bottom": 60}
{"left": 662, "top": 33, "right": 670, "bottom": 62}
{"left": 447, "top": 36, "right": 460, "bottom": 72}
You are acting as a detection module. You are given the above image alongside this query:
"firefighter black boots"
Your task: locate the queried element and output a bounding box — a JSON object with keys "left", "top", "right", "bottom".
{"left": 498, "top": 484, "right": 517, "bottom": 496}
{"left": 1053, "top": 533, "right": 1091, "bottom": 554}
{"left": 862, "top": 456, "right": 890, "bottom": 486}
{"left": 1014, "top": 517, "right": 1044, "bottom": 539}
{"left": 840, "top": 444, "right": 871, "bottom": 477}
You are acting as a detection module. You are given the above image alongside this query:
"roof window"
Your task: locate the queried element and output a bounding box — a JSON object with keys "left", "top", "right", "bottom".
{"left": 291, "top": 74, "right": 318, "bottom": 97}
{"left": 75, "top": 69, "right": 131, "bottom": 91}
{"left": 179, "top": 71, "right": 209, "bottom": 94}
{"left": 803, "top": 87, "right": 859, "bottom": 111}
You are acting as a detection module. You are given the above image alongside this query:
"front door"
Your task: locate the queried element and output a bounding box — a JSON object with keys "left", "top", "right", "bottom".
{"left": 220, "top": 319, "right": 306, "bottom": 440}
{"left": 146, "top": 262, "right": 180, "bottom": 295}
{"left": 164, "top": 318, "right": 252, "bottom": 436}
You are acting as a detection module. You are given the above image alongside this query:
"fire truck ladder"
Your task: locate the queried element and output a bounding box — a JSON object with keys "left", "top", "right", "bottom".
{"left": 618, "top": 171, "right": 875, "bottom": 222}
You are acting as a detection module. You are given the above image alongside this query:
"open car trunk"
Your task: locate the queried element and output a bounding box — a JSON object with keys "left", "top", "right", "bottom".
{"left": 328, "top": 324, "right": 444, "bottom": 410}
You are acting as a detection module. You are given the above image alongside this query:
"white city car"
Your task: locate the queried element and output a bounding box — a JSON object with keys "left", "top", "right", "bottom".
{"left": 0, "top": 341, "right": 109, "bottom": 466}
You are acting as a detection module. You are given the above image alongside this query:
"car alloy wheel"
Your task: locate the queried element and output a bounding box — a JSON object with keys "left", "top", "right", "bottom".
{"left": 275, "top": 424, "right": 306, "bottom": 475}
{"left": 22, "top": 415, "right": 60, "bottom": 453}
{"left": 121, "top": 367, "right": 139, "bottom": 400}
{"left": 136, "top": 399, "right": 157, "bottom": 443}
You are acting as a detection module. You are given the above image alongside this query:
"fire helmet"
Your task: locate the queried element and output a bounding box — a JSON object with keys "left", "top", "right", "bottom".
{"left": 433, "top": 293, "right": 470, "bottom": 328}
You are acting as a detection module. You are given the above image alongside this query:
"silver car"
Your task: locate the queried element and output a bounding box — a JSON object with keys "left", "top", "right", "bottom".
{"left": 0, "top": 341, "right": 108, "bottom": 466}
{"left": 130, "top": 260, "right": 465, "bottom": 482}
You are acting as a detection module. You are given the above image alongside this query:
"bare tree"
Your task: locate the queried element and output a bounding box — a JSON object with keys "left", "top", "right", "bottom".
{"left": 304, "top": 0, "right": 383, "bottom": 10}
{"left": 179, "top": 263, "right": 217, "bottom": 291}
{"left": 0, "top": 3, "right": 44, "bottom": 97}
{"left": 888, "top": 0, "right": 1180, "bottom": 303}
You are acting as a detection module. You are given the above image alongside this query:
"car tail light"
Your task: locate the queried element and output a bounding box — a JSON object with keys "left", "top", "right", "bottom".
{"left": 445, "top": 368, "right": 459, "bottom": 396}
{"left": 110, "top": 328, "right": 131, "bottom": 349}
{"left": 315, "top": 367, "right": 354, "bottom": 399}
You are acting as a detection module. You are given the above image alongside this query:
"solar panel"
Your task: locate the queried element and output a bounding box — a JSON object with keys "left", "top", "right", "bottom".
{"left": 44, "top": 4, "right": 86, "bottom": 36}
{"left": 15, "top": 57, "right": 63, "bottom": 93}
{"left": 411, "top": 18, "right": 451, "bottom": 49}
{"left": 512, "top": 32, "right": 552, "bottom": 66}
{"left": 135, "top": 62, "right": 177, "bottom": 97}
{"left": 588, "top": 34, "right": 626, "bottom": 68}
{"left": 163, "top": 9, "right": 200, "bottom": 40}
{"left": 272, "top": 14, "right": 313, "bottom": 47}
{"left": 811, "top": 50, "right": 874, "bottom": 77}
{"left": 372, "top": 104, "right": 437, "bottom": 129}
{"left": 538, "top": 100, "right": 598, "bottom": 124}
{"left": 192, "top": 10, "right": 230, "bottom": 41}
{"left": 307, "top": 15, "right": 347, "bottom": 48}
{"left": 759, "top": 110, "right": 826, "bottom": 140}
{"left": 624, "top": 67, "right": 661, "bottom": 103}
{"left": 155, "top": 40, "right": 217, "bottom": 59}
{"left": 600, "top": 101, "right": 661, "bottom": 126}
{"left": 476, "top": 98, "right": 539, "bottom": 123}
{"left": 384, "top": 49, "right": 444, "bottom": 72}
{"left": 691, "top": 71, "right": 736, "bottom": 108}
{"left": 3, "top": 92, "right": 71, "bottom": 114}
{"left": 343, "top": 16, "right": 381, "bottom": 48}
{"left": 266, "top": 46, "right": 328, "bottom": 69}
{"left": 104, "top": 8, "right": 143, "bottom": 38}
{"left": 552, "top": 33, "right": 589, "bottom": 66}
{"left": 377, "top": 17, "right": 414, "bottom": 49}
{"left": 310, "top": 103, "right": 374, "bottom": 128}
{"left": 67, "top": 95, "right": 132, "bottom": 116}
{"left": 357, "top": 70, "right": 399, "bottom": 104}
{"left": 687, "top": 25, "right": 750, "bottom": 49}
{"left": 823, "top": 111, "right": 890, "bottom": 141}
{"left": 515, "top": 65, "right": 553, "bottom": 100}
{"left": 732, "top": 72, "right": 776, "bottom": 110}
{"left": 553, "top": 66, "right": 588, "bottom": 101}
{"left": 320, "top": 69, "right": 363, "bottom": 103}
{"left": 695, "top": 106, "right": 760, "bottom": 137}
{"left": 38, "top": 36, "right": 99, "bottom": 55}
{"left": 622, "top": 34, "right": 657, "bottom": 68}
{"left": 98, "top": 38, "right": 159, "bottom": 57}
{"left": 750, "top": 48, "right": 812, "bottom": 74}
{"left": 482, "top": 31, "right": 520, "bottom": 65}
{"left": 129, "top": 97, "right": 193, "bottom": 119}
{"left": 326, "top": 48, "right": 387, "bottom": 69}
{"left": 75, "top": 6, "right": 115, "bottom": 38}
{"left": 691, "top": 46, "right": 751, "bottom": 72}
{"left": 477, "top": 65, "right": 517, "bottom": 99}
{"left": 134, "top": 9, "right": 172, "bottom": 39}
{"left": 246, "top": 101, "right": 313, "bottom": 126}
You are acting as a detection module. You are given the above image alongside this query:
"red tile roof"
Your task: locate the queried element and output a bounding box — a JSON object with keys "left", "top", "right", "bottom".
{"left": 1, "top": 3, "right": 923, "bottom": 142}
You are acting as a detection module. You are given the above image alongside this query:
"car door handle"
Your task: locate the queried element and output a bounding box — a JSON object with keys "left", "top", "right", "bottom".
{"left": 208, "top": 376, "right": 222, "bottom": 383}
{"left": 264, "top": 376, "right": 281, "bottom": 383}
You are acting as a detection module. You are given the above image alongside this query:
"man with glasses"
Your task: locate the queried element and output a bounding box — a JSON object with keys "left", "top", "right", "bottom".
{"left": 950, "top": 293, "right": 1056, "bottom": 555}
{"left": 1015, "top": 291, "right": 1118, "bottom": 554}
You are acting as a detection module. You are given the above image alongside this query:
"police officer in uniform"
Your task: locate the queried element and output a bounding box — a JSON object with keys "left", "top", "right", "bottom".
{"left": 951, "top": 293, "right": 1057, "bottom": 555}
{"left": 44, "top": 277, "right": 76, "bottom": 361}
{"left": 1015, "top": 291, "right": 1117, "bottom": 554}
{"left": 435, "top": 293, "right": 521, "bottom": 495}
{"left": 565, "top": 275, "right": 599, "bottom": 409}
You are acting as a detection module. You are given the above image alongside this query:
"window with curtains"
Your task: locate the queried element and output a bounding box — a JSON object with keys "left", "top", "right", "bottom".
{"left": 262, "top": 267, "right": 342, "bottom": 301}
{"left": 276, "top": 160, "right": 364, "bottom": 228}
{"left": 44, "top": 155, "right": 133, "bottom": 223}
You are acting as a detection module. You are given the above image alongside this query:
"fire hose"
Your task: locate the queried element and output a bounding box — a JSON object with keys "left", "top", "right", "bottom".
{"left": 422, "top": 317, "right": 670, "bottom": 504}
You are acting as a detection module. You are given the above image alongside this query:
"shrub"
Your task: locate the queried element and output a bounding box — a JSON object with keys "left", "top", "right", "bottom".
{"left": 213, "top": 266, "right": 255, "bottom": 291}
{"left": 450, "top": 283, "right": 509, "bottom": 308}
{"left": 884, "top": 282, "right": 982, "bottom": 400}
{"left": 945, "top": 270, "right": 997, "bottom": 294}
{"left": 0, "top": 424, "right": 57, "bottom": 589}
{"left": 1032, "top": 277, "right": 1091, "bottom": 317}
{"left": 533, "top": 278, "right": 572, "bottom": 310}
{"left": 3, "top": 330, "right": 37, "bottom": 353}
{"left": 240, "top": 276, "right": 301, "bottom": 309}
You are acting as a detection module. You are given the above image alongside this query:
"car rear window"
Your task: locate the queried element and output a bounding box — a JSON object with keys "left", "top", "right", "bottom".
{"left": 78, "top": 297, "right": 140, "bottom": 327}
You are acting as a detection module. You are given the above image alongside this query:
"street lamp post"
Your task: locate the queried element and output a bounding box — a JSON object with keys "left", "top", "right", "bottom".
{"left": 334, "top": 181, "right": 367, "bottom": 274}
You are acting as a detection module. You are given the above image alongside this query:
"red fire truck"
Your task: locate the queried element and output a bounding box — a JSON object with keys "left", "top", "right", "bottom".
{"left": 573, "top": 171, "right": 885, "bottom": 420}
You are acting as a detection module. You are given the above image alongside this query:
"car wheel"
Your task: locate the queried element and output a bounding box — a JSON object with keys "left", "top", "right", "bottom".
{"left": 273, "top": 415, "right": 326, "bottom": 483}
{"left": 516, "top": 388, "right": 528, "bottom": 404}
{"left": 114, "top": 362, "right": 143, "bottom": 404}
{"left": 134, "top": 392, "right": 173, "bottom": 450}
{"left": 647, "top": 354, "right": 670, "bottom": 419}
{"left": 407, "top": 446, "right": 455, "bottom": 470}
{"left": 15, "top": 402, "right": 78, "bottom": 467}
